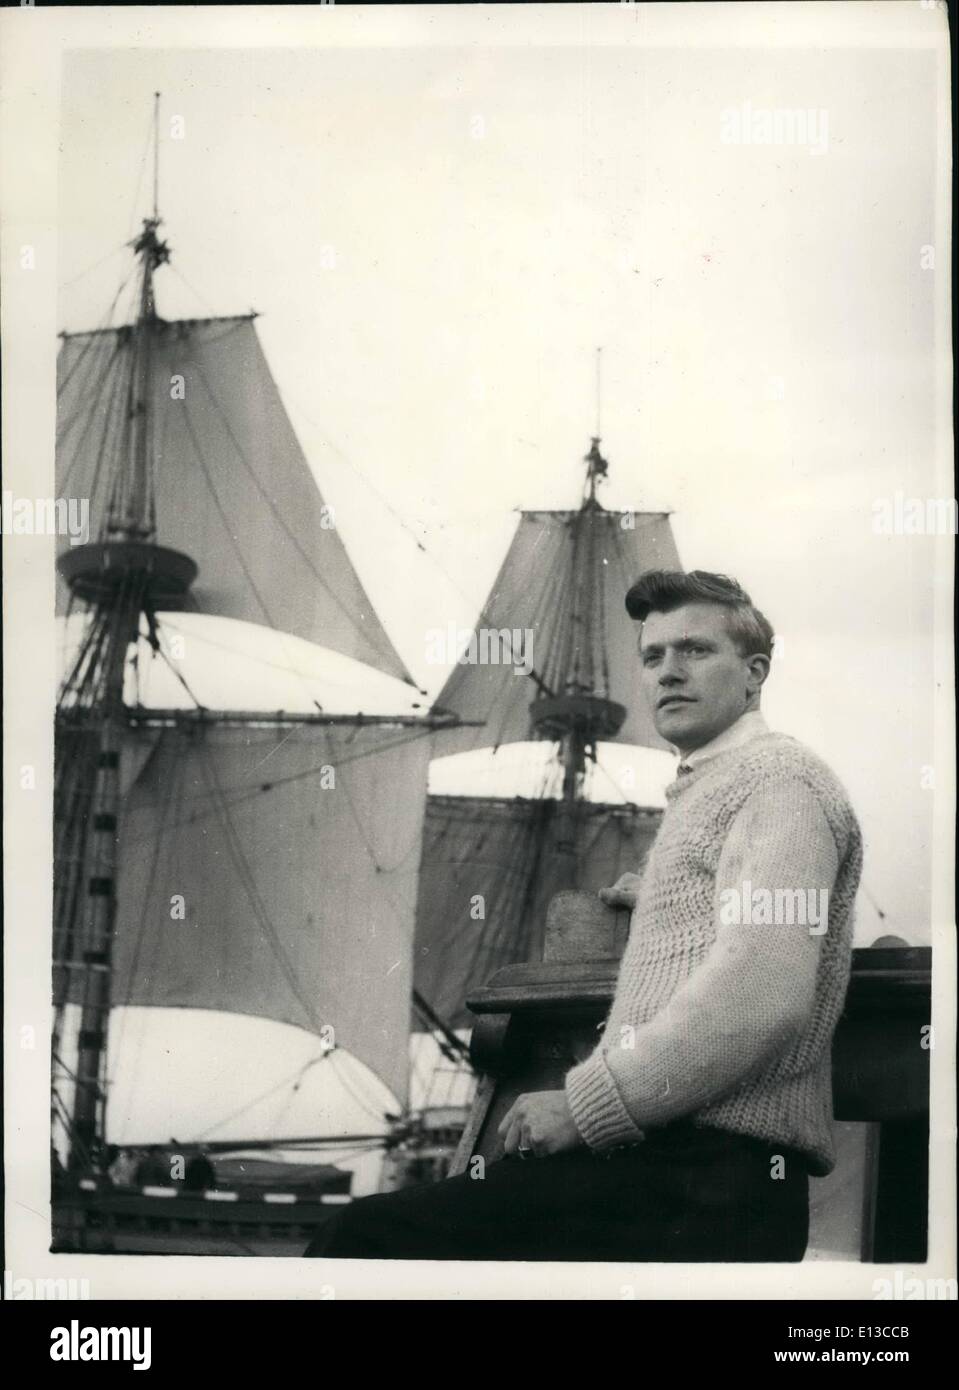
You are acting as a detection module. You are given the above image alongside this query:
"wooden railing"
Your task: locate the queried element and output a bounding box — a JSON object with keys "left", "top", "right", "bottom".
{"left": 451, "top": 891, "right": 931, "bottom": 1262}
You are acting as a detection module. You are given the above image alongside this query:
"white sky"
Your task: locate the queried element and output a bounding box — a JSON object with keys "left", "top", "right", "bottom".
{"left": 36, "top": 5, "right": 955, "bottom": 1155}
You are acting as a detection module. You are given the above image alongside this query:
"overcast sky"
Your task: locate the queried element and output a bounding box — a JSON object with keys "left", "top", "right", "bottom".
{"left": 44, "top": 4, "right": 951, "bottom": 1156}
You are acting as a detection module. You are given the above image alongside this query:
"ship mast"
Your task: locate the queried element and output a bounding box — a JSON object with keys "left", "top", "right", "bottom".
{"left": 527, "top": 358, "right": 626, "bottom": 888}
{"left": 54, "top": 95, "right": 196, "bottom": 1173}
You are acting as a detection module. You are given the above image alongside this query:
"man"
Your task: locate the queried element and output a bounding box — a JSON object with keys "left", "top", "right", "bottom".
{"left": 305, "top": 570, "right": 862, "bottom": 1261}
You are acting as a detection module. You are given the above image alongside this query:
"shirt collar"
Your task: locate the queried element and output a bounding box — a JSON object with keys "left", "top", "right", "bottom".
{"left": 676, "top": 709, "right": 769, "bottom": 773}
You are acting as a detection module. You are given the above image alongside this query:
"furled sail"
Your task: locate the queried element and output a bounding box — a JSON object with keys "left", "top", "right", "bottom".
{"left": 91, "top": 721, "right": 431, "bottom": 1105}
{"left": 55, "top": 316, "right": 413, "bottom": 686}
{"left": 412, "top": 793, "right": 661, "bottom": 1028}
{"left": 429, "top": 509, "right": 681, "bottom": 754}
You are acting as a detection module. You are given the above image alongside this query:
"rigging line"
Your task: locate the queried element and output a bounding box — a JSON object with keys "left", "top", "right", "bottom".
{"left": 190, "top": 360, "right": 400, "bottom": 669}
{"left": 576, "top": 805, "right": 624, "bottom": 863}
{"left": 152, "top": 91, "right": 160, "bottom": 222}
{"left": 128, "top": 101, "right": 156, "bottom": 237}
{"left": 548, "top": 547, "right": 580, "bottom": 699}
{"left": 56, "top": 331, "right": 125, "bottom": 444}
{"left": 56, "top": 266, "right": 135, "bottom": 401}
{"left": 610, "top": 513, "right": 645, "bottom": 623}
{"left": 51, "top": 1049, "right": 94, "bottom": 1091}
{"left": 180, "top": 396, "right": 280, "bottom": 630}
{"left": 106, "top": 729, "right": 177, "bottom": 1081}
{"left": 425, "top": 783, "right": 549, "bottom": 981}
{"left": 198, "top": 739, "right": 329, "bottom": 1033}
{"left": 52, "top": 1091, "right": 85, "bottom": 1155}
{"left": 56, "top": 340, "right": 129, "bottom": 498}
{"left": 442, "top": 810, "right": 542, "bottom": 1000}
{"left": 334, "top": 1045, "right": 400, "bottom": 1125}
{"left": 283, "top": 393, "right": 430, "bottom": 557}
{"left": 52, "top": 744, "right": 99, "bottom": 931}
{"left": 524, "top": 527, "right": 569, "bottom": 702}
{"left": 481, "top": 545, "right": 560, "bottom": 753}
{"left": 58, "top": 242, "right": 129, "bottom": 293}
{"left": 410, "top": 990, "right": 471, "bottom": 1065}
{"left": 407, "top": 1044, "right": 435, "bottom": 1108}
{"left": 90, "top": 331, "right": 140, "bottom": 532}
{"left": 57, "top": 610, "right": 104, "bottom": 707}
{"left": 598, "top": 517, "right": 612, "bottom": 697}
{"left": 269, "top": 1062, "right": 312, "bottom": 1138}
{"left": 591, "top": 752, "right": 642, "bottom": 808}
{"left": 150, "top": 347, "right": 172, "bottom": 537}
{"left": 288, "top": 1142, "right": 389, "bottom": 1165}
{"left": 58, "top": 610, "right": 113, "bottom": 719}
{"left": 119, "top": 756, "right": 196, "bottom": 1107}
{"left": 860, "top": 884, "right": 889, "bottom": 924}
{"left": 327, "top": 1051, "right": 391, "bottom": 1127}
{"left": 286, "top": 392, "right": 554, "bottom": 695}
{"left": 481, "top": 772, "right": 556, "bottom": 968}
{"left": 116, "top": 724, "right": 437, "bottom": 829}
{"left": 154, "top": 613, "right": 381, "bottom": 685}
{"left": 464, "top": 531, "right": 557, "bottom": 701}
{"left": 609, "top": 516, "right": 647, "bottom": 701}
{"left": 177, "top": 407, "right": 344, "bottom": 715}
{"left": 172, "top": 319, "right": 252, "bottom": 348}
{"left": 288, "top": 388, "right": 556, "bottom": 696}
{"left": 450, "top": 523, "right": 565, "bottom": 751}
{"left": 319, "top": 724, "right": 422, "bottom": 878}
{"left": 416, "top": 507, "right": 518, "bottom": 532}
{"left": 539, "top": 520, "right": 578, "bottom": 696}
{"left": 567, "top": 509, "right": 587, "bottom": 691}
{"left": 418, "top": 1053, "right": 449, "bottom": 1115}
{"left": 172, "top": 604, "right": 329, "bottom": 733}
{"left": 485, "top": 757, "right": 559, "bottom": 964}
{"left": 166, "top": 262, "right": 222, "bottom": 319}
{"left": 194, "top": 1055, "right": 332, "bottom": 1139}
{"left": 154, "top": 622, "right": 206, "bottom": 709}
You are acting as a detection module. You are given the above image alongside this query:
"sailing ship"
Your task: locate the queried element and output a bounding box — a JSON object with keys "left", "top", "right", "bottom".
{"left": 50, "top": 101, "right": 683, "bottom": 1252}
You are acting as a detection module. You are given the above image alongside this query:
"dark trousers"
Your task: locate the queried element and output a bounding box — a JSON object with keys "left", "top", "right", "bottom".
{"left": 303, "top": 1121, "right": 810, "bottom": 1262}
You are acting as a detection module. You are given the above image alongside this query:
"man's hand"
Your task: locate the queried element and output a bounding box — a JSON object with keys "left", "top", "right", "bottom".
{"left": 498, "top": 1090, "right": 584, "bottom": 1158}
{"left": 598, "top": 872, "right": 644, "bottom": 910}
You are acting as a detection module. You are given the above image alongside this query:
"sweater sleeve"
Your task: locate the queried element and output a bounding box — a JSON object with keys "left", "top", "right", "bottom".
{"left": 564, "top": 778, "right": 842, "bottom": 1150}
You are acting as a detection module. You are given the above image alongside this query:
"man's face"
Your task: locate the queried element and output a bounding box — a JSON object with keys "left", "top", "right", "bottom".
{"left": 638, "top": 602, "right": 763, "bottom": 754}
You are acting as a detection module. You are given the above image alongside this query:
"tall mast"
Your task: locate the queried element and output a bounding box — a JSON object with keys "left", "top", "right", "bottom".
{"left": 528, "top": 404, "right": 625, "bottom": 888}
{"left": 54, "top": 97, "right": 195, "bottom": 1174}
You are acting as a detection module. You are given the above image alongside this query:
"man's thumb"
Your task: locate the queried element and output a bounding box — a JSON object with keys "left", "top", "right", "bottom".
{"left": 599, "top": 885, "right": 633, "bottom": 906}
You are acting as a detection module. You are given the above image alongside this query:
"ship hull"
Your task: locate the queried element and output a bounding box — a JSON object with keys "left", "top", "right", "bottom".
{"left": 52, "top": 1188, "right": 350, "bottom": 1258}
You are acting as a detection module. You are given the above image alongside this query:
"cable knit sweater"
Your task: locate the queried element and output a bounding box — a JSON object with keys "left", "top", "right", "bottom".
{"left": 564, "top": 733, "right": 863, "bottom": 1175}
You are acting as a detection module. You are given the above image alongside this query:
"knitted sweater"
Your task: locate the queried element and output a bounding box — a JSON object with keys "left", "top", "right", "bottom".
{"left": 564, "top": 733, "right": 863, "bottom": 1176}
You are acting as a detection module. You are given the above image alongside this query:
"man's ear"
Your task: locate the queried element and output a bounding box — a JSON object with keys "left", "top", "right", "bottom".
{"left": 745, "top": 653, "right": 770, "bottom": 695}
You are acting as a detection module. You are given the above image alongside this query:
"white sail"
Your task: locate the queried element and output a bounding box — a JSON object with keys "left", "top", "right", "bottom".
{"left": 430, "top": 509, "right": 681, "bottom": 755}
{"left": 93, "top": 722, "right": 431, "bottom": 1105}
{"left": 56, "top": 316, "right": 414, "bottom": 686}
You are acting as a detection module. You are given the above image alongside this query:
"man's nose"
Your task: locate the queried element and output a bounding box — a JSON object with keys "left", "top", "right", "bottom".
{"left": 658, "top": 652, "right": 686, "bottom": 684}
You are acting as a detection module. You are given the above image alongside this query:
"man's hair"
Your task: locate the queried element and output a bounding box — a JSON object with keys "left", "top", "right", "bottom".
{"left": 625, "top": 569, "right": 775, "bottom": 660}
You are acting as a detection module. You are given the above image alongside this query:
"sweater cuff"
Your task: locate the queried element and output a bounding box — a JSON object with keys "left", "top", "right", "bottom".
{"left": 565, "top": 1050, "right": 644, "bottom": 1151}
